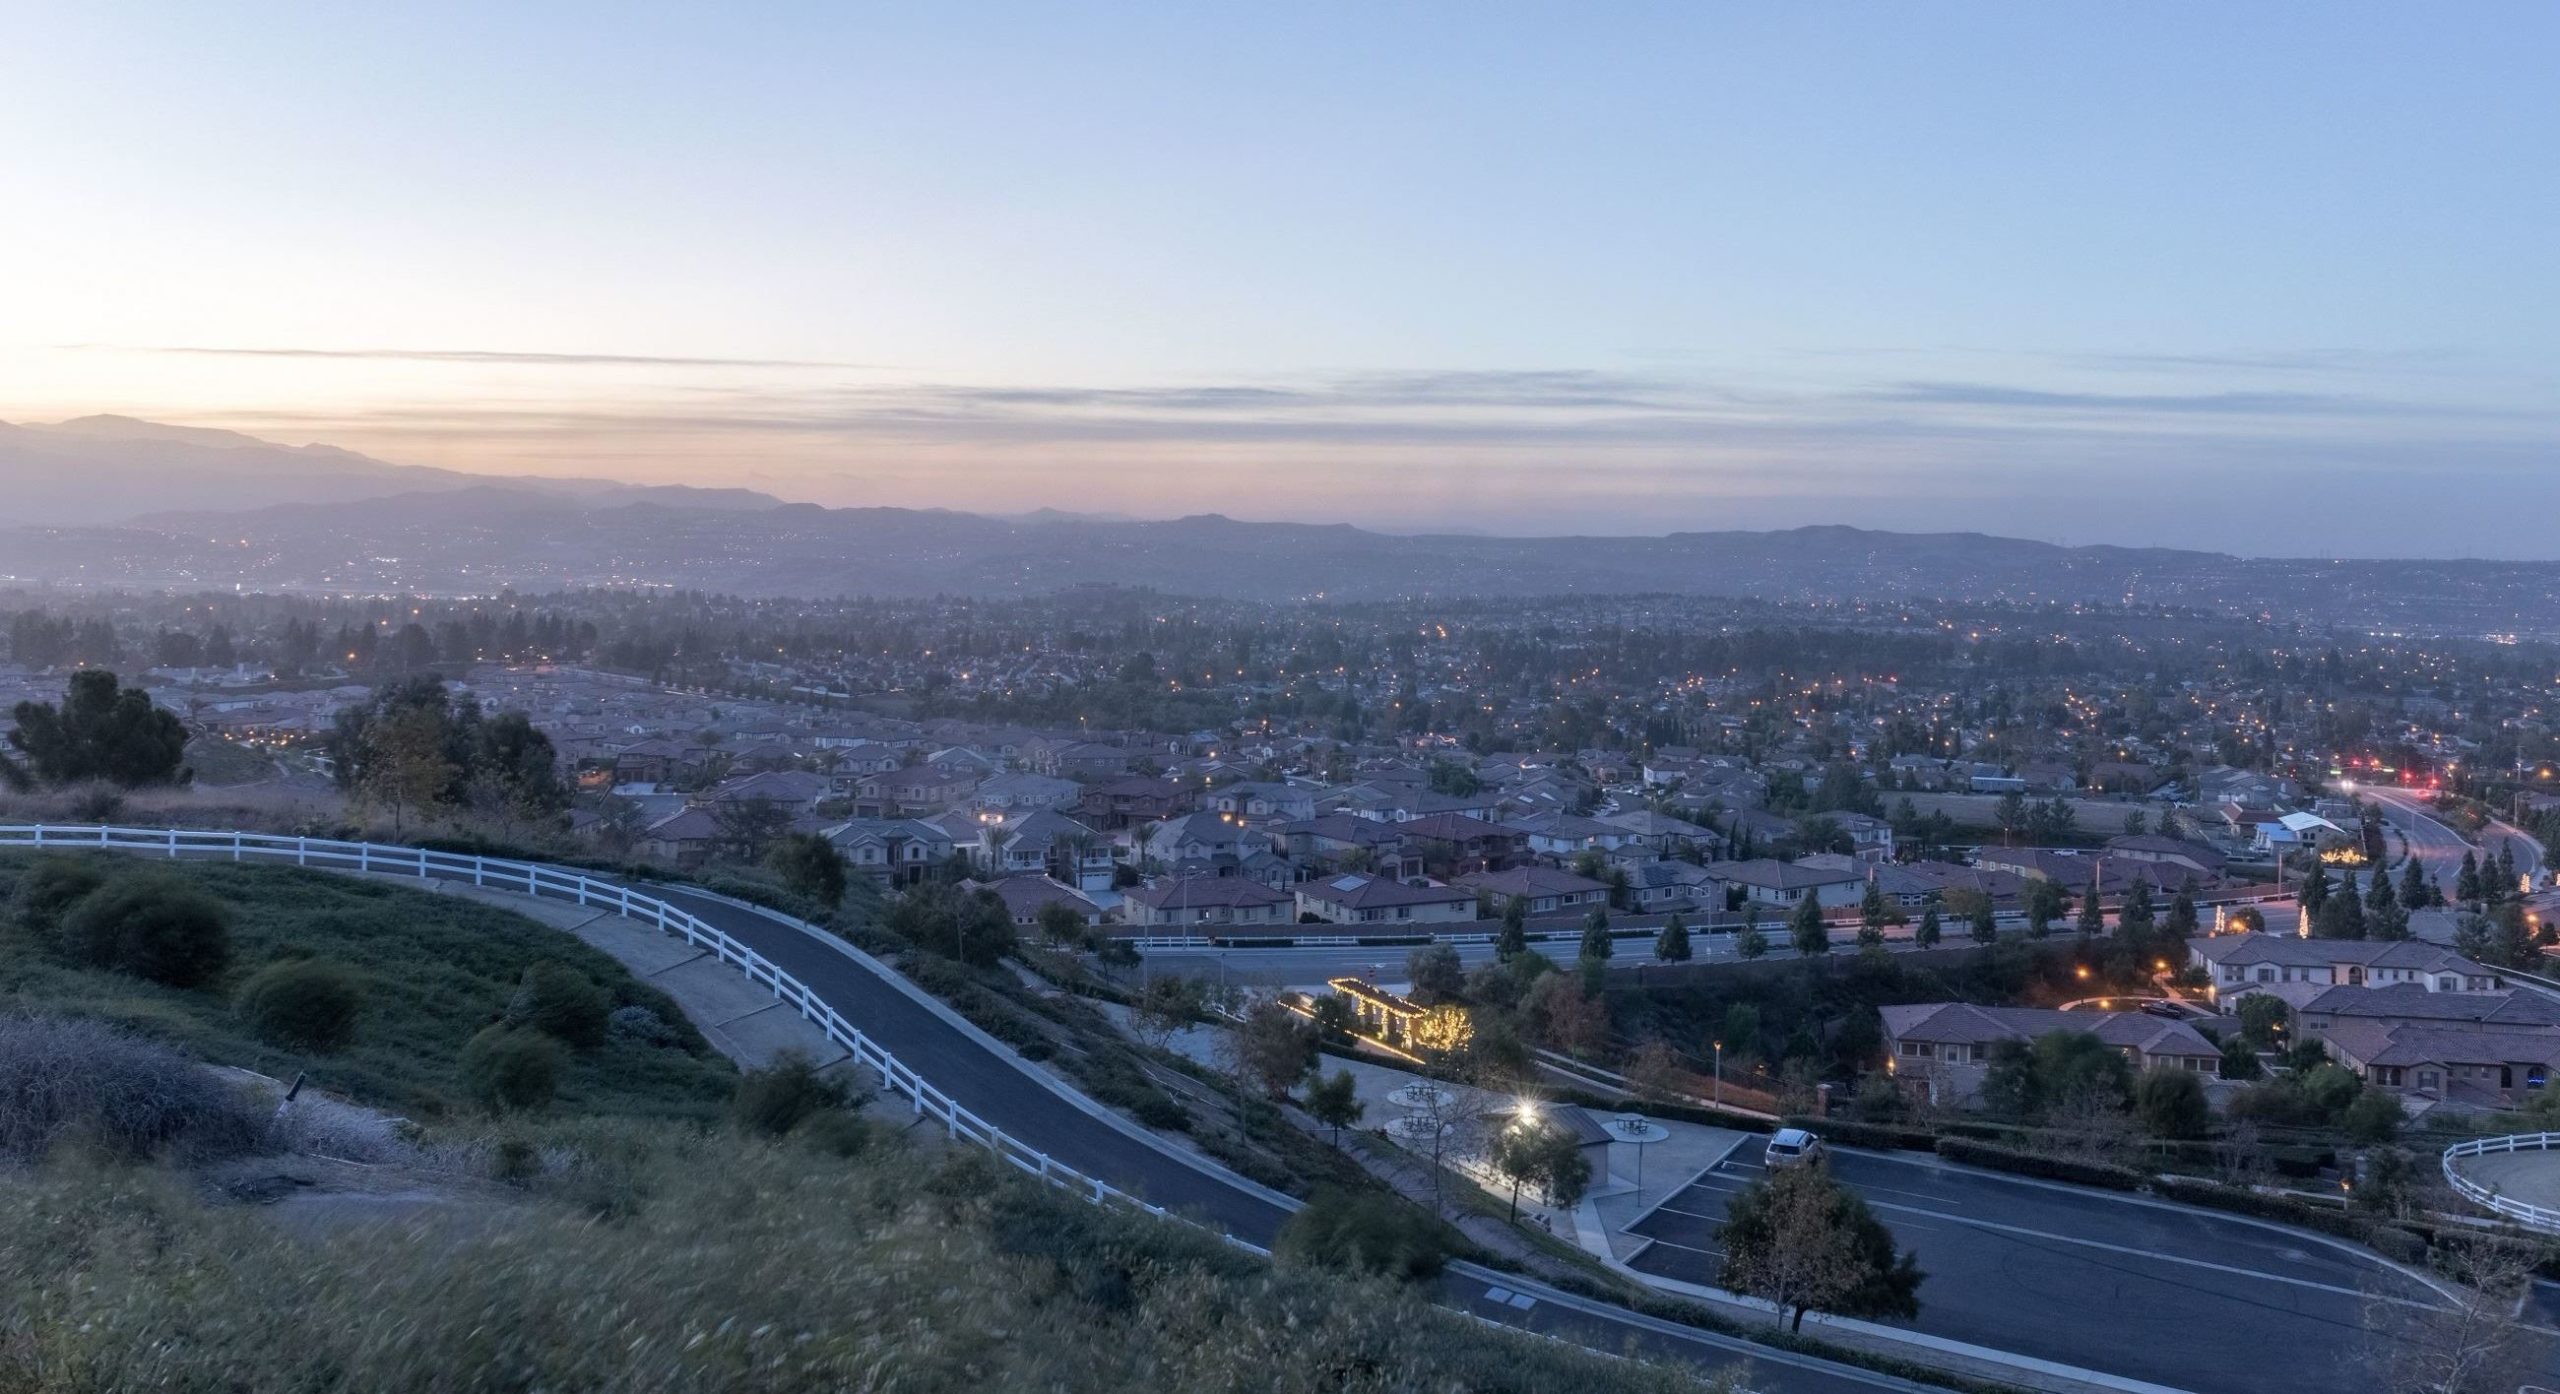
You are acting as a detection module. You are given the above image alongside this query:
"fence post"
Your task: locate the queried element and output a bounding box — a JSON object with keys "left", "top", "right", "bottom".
{"left": 358, "top": 844, "right": 369, "bottom": 872}
{"left": 297, "top": 836, "right": 308, "bottom": 866}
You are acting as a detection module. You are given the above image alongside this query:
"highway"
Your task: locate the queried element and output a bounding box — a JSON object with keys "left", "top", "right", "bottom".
{"left": 2367, "top": 786, "right": 2544, "bottom": 891}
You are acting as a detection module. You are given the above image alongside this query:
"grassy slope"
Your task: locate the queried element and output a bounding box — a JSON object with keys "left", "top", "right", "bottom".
{"left": 0, "top": 1125, "right": 1725, "bottom": 1394}
{"left": 0, "top": 853, "right": 736, "bottom": 1121}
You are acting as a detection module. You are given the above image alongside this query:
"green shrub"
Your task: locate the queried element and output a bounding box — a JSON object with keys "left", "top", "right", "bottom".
{"left": 729, "top": 1052, "right": 854, "bottom": 1137}
{"left": 58, "top": 873, "right": 231, "bottom": 987}
{"left": 459, "top": 1025, "right": 564, "bottom": 1113}
{"left": 2133, "top": 1067, "right": 2210, "bottom": 1140}
{"left": 2341, "top": 1089, "right": 2404, "bottom": 1143}
{"left": 1933, "top": 1136, "right": 2144, "bottom": 1190}
{"left": 1275, "top": 1187, "right": 1454, "bottom": 1282}
{"left": 2149, "top": 1176, "right": 2373, "bottom": 1243}
{"left": 505, "top": 962, "right": 610, "bottom": 1049}
{"left": 796, "top": 1110, "right": 875, "bottom": 1158}
{"left": 1787, "top": 1115, "right": 1936, "bottom": 1152}
{"left": 9, "top": 855, "right": 110, "bottom": 940}
{"left": 235, "top": 959, "right": 365, "bottom": 1051}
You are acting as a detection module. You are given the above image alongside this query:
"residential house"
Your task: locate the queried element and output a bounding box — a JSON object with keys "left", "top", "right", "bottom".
{"left": 1880, "top": 1002, "right": 2221, "bottom": 1105}
{"left": 1454, "top": 866, "right": 1612, "bottom": 917}
{"left": 2187, "top": 933, "right": 2504, "bottom": 1008}
{"left": 1506, "top": 811, "right": 1640, "bottom": 860}
{"left": 1599, "top": 810, "right": 1725, "bottom": 861}
{"left": 637, "top": 806, "right": 724, "bottom": 867}
{"left": 1122, "top": 876, "right": 1293, "bottom": 930}
{"left": 824, "top": 818, "right": 956, "bottom": 886}
{"left": 971, "top": 771, "right": 1083, "bottom": 814}
{"left": 854, "top": 765, "right": 980, "bottom": 818}
{"left": 1707, "top": 858, "right": 1865, "bottom": 908}
{"left": 967, "top": 875, "right": 1105, "bottom": 929}
{"left": 1077, "top": 775, "right": 1195, "bottom": 830}
{"left": 1209, "top": 780, "right": 1320, "bottom": 822}
{"left": 2320, "top": 1021, "right": 2560, "bottom": 1107}
{"left": 1397, "top": 812, "right": 1527, "bottom": 875}
{"left": 2103, "top": 835, "right": 2228, "bottom": 880}
{"left": 1293, "top": 873, "right": 1478, "bottom": 927}
{"left": 1138, "top": 810, "right": 1251, "bottom": 870}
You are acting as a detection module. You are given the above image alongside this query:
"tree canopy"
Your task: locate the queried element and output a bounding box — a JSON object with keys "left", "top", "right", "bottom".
{"left": 7, "top": 670, "right": 190, "bottom": 787}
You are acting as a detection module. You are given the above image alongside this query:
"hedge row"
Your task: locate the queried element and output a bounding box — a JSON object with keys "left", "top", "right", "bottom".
{"left": 1785, "top": 1115, "right": 1936, "bottom": 1152}
{"left": 1539, "top": 1086, "right": 1775, "bottom": 1136}
{"left": 1931, "top": 1137, "right": 2145, "bottom": 1191}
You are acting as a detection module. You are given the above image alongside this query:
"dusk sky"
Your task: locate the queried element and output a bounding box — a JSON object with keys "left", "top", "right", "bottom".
{"left": 4, "top": 4, "right": 2554, "bottom": 555}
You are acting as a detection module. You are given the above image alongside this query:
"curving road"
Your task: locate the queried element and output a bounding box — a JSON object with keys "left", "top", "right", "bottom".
{"left": 2366, "top": 786, "right": 2543, "bottom": 891}
{"left": 27, "top": 828, "right": 2530, "bottom": 1394}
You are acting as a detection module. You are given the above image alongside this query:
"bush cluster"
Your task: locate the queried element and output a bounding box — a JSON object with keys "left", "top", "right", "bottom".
{"left": 0, "top": 1014, "right": 266, "bottom": 1163}
{"left": 235, "top": 959, "right": 365, "bottom": 1051}
{"left": 57, "top": 872, "right": 232, "bottom": 987}
{"left": 1274, "top": 1187, "right": 1456, "bottom": 1282}
{"left": 505, "top": 962, "right": 612, "bottom": 1049}
{"left": 1932, "top": 1136, "right": 2145, "bottom": 1191}
{"left": 459, "top": 1026, "right": 566, "bottom": 1112}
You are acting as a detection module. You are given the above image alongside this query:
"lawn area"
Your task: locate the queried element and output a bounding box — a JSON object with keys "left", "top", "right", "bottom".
{"left": 0, "top": 853, "right": 736, "bottom": 1122}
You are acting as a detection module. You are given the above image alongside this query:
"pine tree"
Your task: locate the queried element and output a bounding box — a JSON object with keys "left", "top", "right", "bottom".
{"left": 1790, "top": 893, "right": 1830, "bottom": 957}
{"left": 1496, "top": 896, "right": 1529, "bottom": 962}
{"left": 1580, "top": 907, "right": 1612, "bottom": 962}
{"left": 2366, "top": 864, "right": 2396, "bottom": 914}
{"left": 2457, "top": 851, "right": 2482, "bottom": 905}
{"left": 1655, "top": 915, "right": 1692, "bottom": 962}
{"left": 2302, "top": 861, "right": 2331, "bottom": 913}
{"left": 1736, "top": 904, "right": 1770, "bottom": 960}
{"left": 2495, "top": 845, "right": 2518, "bottom": 900}
{"left": 1915, "top": 905, "right": 1942, "bottom": 948}
{"left": 1969, "top": 896, "right": 1998, "bottom": 945}
{"left": 2398, "top": 860, "right": 2428, "bottom": 911}
{"left": 2076, "top": 872, "right": 2105, "bottom": 939}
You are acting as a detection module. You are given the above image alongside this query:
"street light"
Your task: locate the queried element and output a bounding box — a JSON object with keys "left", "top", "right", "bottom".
{"left": 1712, "top": 1040, "right": 1723, "bottom": 1105}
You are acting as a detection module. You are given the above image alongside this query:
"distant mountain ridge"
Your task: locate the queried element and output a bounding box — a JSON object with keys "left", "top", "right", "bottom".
{"left": 7, "top": 418, "right": 2558, "bottom": 635}
{"left": 0, "top": 415, "right": 782, "bottom": 523}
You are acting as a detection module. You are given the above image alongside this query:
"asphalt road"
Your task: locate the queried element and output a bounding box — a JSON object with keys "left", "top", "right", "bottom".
{"left": 1625, "top": 1147, "right": 2480, "bottom": 1394}
{"left": 2368, "top": 786, "right": 2544, "bottom": 890}
{"left": 621, "top": 882, "right": 1940, "bottom": 1394}
{"left": 65, "top": 832, "right": 2532, "bottom": 1394}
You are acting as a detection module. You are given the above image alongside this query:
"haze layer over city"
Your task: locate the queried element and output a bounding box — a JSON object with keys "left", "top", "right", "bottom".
{"left": 5, "top": 9, "right": 2560, "bottom": 1394}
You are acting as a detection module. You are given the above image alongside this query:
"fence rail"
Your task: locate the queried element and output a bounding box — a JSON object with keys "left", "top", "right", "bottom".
{"left": 2441, "top": 1131, "right": 2560, "bottom": 1232}
{"left": 0, "top": 823, "right": 1255, "bottom": 1249}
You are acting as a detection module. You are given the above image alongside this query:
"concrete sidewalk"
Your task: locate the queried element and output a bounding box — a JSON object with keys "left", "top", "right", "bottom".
{"left": 406, "top": 878, "right": 849, "bottom": 1072}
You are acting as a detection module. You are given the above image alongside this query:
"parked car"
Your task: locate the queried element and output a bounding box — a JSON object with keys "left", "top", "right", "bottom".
{"left": 1764, "top": 1127, "right": 1826, "bottom": 1169}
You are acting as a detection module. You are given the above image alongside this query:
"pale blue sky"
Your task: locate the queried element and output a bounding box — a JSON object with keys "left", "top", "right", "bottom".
{"left": 3, "top": 4, "right": 2553, "bottom": 553}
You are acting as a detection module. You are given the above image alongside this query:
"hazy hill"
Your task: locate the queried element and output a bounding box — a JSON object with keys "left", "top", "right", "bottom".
{"left": 10, "top": 483, "right": 2238, "bottom": 604}
{"left": 0, "top": 416, "right": 780, "bottom": 523}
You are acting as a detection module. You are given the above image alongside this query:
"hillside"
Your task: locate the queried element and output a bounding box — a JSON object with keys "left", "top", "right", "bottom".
{"left": 0, "top": 415, "right": 781, "bottom": 524}
{"left": 0, "top": 855, "right": 1724, "bottom": 1393}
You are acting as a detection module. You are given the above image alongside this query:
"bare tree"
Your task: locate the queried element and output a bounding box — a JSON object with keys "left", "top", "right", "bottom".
{"left": 2365, "top": 1239, "right": 2537, "bottom": 1394}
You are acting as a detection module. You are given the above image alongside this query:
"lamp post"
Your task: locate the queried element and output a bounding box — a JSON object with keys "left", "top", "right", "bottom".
{"left": 1712, "top": 1039, "right": 1723, "bottom": 1105}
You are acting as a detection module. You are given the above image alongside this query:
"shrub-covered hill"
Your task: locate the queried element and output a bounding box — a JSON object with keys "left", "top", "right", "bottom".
{"left": 0, "top": 852, "right": 735, "bottom": 1119}
{"left": 0, "top": 1112, "right": 1729, "bottom": 1394}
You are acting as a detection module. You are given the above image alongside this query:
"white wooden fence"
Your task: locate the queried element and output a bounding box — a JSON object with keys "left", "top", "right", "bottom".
{"left": 2441, "top": 1131, "right": 2560, "bottom": 1232}
{"left": 0, "top": 823, "right": 1256, "bottom": 1248}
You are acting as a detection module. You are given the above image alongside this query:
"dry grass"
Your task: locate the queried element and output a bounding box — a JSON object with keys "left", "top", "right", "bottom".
{"left": 0, "top": 1124, "right": 1727, "bottom": 1394}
